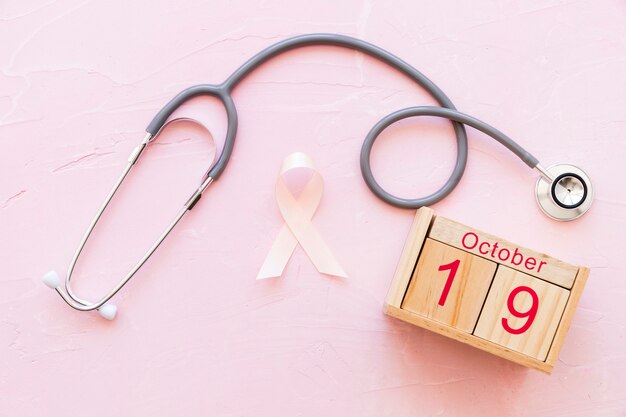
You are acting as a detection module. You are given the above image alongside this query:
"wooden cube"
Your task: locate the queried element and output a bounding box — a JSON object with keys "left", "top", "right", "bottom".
{"left": 402, "top": 239, "right": 497, "bottom": 332}
{"left": 474, "top": 266, "right": 569, "bottom": 361}
{"left": 384, "top": 207, "right": 589, "bottom": 373}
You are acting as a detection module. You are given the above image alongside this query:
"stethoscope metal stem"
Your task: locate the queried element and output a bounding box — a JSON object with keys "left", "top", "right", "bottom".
{"left": 534, "top": 163, "right": 556, "bottom": 183}
{"left": 54, "top": 132, "right": 214, "bottom": 314}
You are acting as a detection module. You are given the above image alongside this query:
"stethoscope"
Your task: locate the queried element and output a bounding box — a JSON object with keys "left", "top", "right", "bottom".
{"left": 41, "top": 33, "right": 593, "bottom": 320}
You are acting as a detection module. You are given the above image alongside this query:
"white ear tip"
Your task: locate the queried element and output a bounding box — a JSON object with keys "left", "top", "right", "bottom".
{"left": 42, "top": 270, "right": 61, "bottom": 289}
{"left": 98, "top": 304, "right": 117, "bottom": 320}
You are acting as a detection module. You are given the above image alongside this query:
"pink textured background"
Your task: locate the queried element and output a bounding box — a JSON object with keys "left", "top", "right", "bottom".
{"left": 1, "top": 1, "right": 625, "bottom": 415}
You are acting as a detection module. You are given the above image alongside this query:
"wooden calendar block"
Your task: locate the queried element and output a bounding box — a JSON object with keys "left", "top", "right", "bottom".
{"left": 384, "top": 207, "right": 590, "bottom": 373}
{"left": 402, "top": 239, "right": 497, "bottom": 332}
{"left": 473, "top": 267, "right": 569, "bottom": 361}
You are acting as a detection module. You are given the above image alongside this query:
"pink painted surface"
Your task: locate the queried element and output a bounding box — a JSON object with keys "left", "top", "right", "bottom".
{"left": 1, "top": 1, "right": 625, "bottom": 415}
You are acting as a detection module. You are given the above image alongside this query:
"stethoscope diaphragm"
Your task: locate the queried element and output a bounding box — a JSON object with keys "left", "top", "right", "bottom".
{"left": 536, "top": 164, "right": 593, "bottom": 221}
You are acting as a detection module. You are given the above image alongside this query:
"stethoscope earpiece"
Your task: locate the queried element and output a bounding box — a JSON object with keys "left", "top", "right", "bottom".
{"left": 43, "top": 270, "right": 118, "bottom": 320}
{"left": 535, "top": 164, "right": 593, "bottom": 221}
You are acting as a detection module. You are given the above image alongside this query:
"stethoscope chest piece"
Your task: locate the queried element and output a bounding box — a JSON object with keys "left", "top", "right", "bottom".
{"left": 536, "top": 164, "right": 593, "bottom": 221}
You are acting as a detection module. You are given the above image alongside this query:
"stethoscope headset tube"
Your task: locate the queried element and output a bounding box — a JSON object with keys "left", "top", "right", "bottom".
{"left": 43, "top": 33, "right": 593, "bottom": 319}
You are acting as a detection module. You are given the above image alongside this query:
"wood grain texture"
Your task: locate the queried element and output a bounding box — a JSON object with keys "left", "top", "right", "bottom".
{"left": 384, "top": 207, "right": 434, "bottom": 310}
{"left": 385, "top": 210, "right": 589, "bottom": 374}
{"left": 429, "top": 216, "right": 578, "bottom": 288}
{"left": 473, "top": 266, "right": 570, "bottom": 361}
{"left": 545, "top": 266, "right": 590, "bottom": 367}
{"left": 402, "top": 239, "right": 497, "bottom": 332}
{"left": 385, "top": 305, "right": 554, "bottom": 373}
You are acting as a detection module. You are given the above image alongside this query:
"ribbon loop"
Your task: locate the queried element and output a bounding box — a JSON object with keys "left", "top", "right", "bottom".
{"left": 257, "top": 152, "right": 347, "bottom": 279}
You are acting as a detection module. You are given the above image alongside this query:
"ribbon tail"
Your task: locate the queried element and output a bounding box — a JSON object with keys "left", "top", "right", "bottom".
{"left": 288, "top": 222, "right": 348, "bottom": 278}
{"left": 256, "top": 224, "right": 299, "bottom": 279}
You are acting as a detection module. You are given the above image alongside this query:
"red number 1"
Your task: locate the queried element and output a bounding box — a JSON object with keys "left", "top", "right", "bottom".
{"left": 437, "top": 259, "right": 460, "bottom": 306}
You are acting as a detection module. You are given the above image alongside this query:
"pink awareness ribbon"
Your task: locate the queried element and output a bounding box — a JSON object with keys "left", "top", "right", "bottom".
{"left": 257, "top": 152, "right": 348, "bottom": 279}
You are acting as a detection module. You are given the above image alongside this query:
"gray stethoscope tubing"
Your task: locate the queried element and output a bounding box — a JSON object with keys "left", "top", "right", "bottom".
{"left": 44, "top": 33, "right": 591, "bottom": 318}
{"left": 147, "top": 33, "right": 475, "bottom": 184}
{"left": 360, "top": 106, "right": 539, "bottom": 208}
{"left": 146, "top": 33, "right": 544, "bottom": 208}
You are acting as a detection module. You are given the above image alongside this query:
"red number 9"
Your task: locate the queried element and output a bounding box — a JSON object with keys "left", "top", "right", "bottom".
{"left": 501, "top": 286, "right": 539, "bottom": 335}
